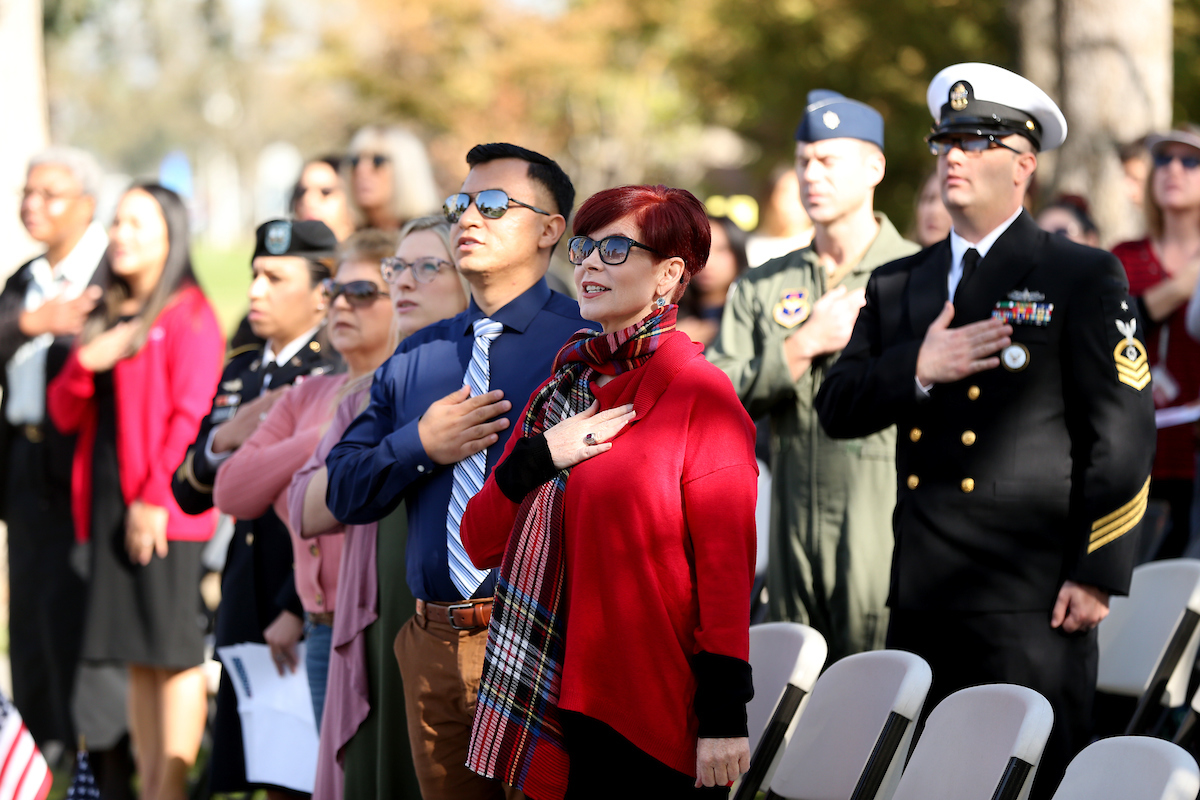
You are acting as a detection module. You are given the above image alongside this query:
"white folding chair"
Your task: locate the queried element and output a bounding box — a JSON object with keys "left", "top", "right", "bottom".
{"left": 731, "top": 622, "right": 827, "bottom": 800}
{"left": 764, "top": 650, "right": 932, "bottom": 800}
{"left": 1097, "top": 559, "right": 1200, "bottom": 734}
{"left": 890, "top": 684, "right": 1054, "bottom": 800}
{"left": 1171, "top": 683, "right": 1200, "bottom": 749}
{"left": 1051, "top": 736, "right": 1199, "bottom": 800}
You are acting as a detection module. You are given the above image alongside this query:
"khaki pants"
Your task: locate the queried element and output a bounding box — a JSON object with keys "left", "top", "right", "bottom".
{"left": 393, "top": 613, "right": 524, "bottom": 800}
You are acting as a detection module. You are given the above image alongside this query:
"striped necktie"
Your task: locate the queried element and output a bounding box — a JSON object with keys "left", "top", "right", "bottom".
{"left": 446, "top": 317, "right": 505, "bottom": 597}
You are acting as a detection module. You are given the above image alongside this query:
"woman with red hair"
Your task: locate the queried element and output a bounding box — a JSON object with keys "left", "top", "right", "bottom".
{"left": 460, "top": 185, "right": 758, "bottom": 799}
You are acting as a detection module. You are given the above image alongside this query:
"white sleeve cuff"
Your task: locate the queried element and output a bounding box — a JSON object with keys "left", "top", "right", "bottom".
{"left": 203, "top": 425, "right": 234, "bottom": 469}
{"left": 915, "top": 375, "right": 932, "bottom": 397}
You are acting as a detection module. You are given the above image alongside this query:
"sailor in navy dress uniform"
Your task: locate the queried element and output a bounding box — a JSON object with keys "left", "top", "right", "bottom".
{"left": 172, "top": 220, "right": 341, "bottom": 794}
{"left": 815, "top": 63, "right": 1156, "bottom": 800}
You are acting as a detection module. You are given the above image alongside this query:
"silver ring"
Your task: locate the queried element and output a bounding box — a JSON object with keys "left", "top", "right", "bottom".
{"left": 584, "top": 433, "right": 597, "bottom": 446}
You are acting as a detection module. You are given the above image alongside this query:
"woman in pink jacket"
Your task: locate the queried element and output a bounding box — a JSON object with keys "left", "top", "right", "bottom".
{"left": 48, "top": 184, "right": 224, "bottom": 800}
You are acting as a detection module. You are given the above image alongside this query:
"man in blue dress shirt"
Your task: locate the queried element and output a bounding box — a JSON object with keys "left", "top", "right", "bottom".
{"left": 326, "top": 143, "right": 589, "bottom": 800}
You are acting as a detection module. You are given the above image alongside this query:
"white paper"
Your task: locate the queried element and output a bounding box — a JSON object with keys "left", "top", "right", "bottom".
{"left": 1155, "top": 403, "right": 1200, "bottom": 429}
{"left": 216, "top": 642, "right": 319, "bottom": 793}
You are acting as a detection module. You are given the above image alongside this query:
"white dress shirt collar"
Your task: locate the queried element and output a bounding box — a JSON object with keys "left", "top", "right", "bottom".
{"left": 947, "top": 206, "right": 1024, "bottom": 300}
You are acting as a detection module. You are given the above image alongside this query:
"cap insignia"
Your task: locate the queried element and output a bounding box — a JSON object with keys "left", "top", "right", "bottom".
{"left": 265, "top": 220, "right": 292, "bottom": 256}
{"left": 822, "top": 110, "right": 840, "bottom": 130}
{"left": 950, "top": 82, "right": 970, "bottom": 112}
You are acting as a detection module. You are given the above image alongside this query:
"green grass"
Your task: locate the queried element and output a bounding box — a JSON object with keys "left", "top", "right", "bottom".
{"left": 193, "top": 240, "right": 253, "bottom": 340}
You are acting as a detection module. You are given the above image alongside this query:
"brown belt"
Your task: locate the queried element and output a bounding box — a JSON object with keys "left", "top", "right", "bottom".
{"left": 416, "top": 598, "right": 492, "bottom": 631}
{"left": 308, "top": 611, "right": 334, "bottom": 627}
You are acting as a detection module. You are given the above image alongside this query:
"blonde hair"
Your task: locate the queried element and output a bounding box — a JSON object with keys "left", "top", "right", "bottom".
{"left": 346, "top": 126, "right": 440, "bottom": 226}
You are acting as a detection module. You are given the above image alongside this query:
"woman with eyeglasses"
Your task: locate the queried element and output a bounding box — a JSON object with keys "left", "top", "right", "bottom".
{"left": 459, "top": 185, "right": 757, "bottom": 799}
{"left": 346, "top": 126, "right": 441, "bottom": 231}
{"left": 46, "top": 184, "right": 225, "bottom": 800}
{"left": 292, "top": 157, "right": 356, "bottom": 242}
{"left": 214, "top": 230, "right": 401, "bottom": 731}
{"left": 293, "top": 216, "right": 467, "bottom": 800}
{"left": 1112, "top": 126, "right": 1200, "bottom": 560}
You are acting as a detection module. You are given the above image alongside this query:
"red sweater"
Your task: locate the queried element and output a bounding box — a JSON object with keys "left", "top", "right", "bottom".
{"left": 47, "top": 284, "right": 224, "bottom": 542}
{"left": 1114, "top": 239, "right": 1200, "bottom": 479}
{"left": 461, "top": 332, "right": 758, "bottom": 777}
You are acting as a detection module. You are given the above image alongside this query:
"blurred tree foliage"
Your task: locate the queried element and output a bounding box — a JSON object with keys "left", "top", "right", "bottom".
{"left": 1175, "top": 0, "right": 1200, "bottom": 125}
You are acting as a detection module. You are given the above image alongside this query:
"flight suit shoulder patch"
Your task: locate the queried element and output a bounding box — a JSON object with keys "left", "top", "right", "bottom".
{"left": 773, "top": 288, "right": 811, "bottom": 329}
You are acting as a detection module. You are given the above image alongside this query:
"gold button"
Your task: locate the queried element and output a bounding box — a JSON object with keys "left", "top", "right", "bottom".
{"left": 907, "top": 474, "right": 920, "bottom": 490}
{"left": 315, "top": 592, "right": 323, "bottom": 606}
{"left": 961, "top": 430, "right": 976, "bottom": 446}
{"left": 309, "top": 341, "right": 321, "bottom": 352}
{"left": 909, "top": 428, "right": 922, "bottom": 442}
{"left": 968, "top": 385, "right": 981, "bottom": 400}
{"left": 309, "top": 543, "right": 319, "bottom": 557}
{"left": 245, "top": 533, "right": 254, "bottom": 546}
{"left": 961, "top": 478, "right": 975, "bottom": 493}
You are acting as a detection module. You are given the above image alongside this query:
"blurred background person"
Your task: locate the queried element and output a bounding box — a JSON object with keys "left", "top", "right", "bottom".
{"left": 745, "top": 165, "right": 813, "bottom": 267}
{"left": 1037, "top": 195, "right": 1101, "bottom": 247}
{"left": 911, "top": 169, "right": 953, "bottom": 247}
{"left": 172, "top": 219, "right": 341, "bottom": 799}
{"left": 0, "top": 147, "right": 106, "bottom": 757}
{"left": 47, "top": 183, "right": 224, "bottom": 800}
{"left": 676, "top": 215, "right": 749, "bottom": 349}
{"left": 292, "top": 156, "right": 356, "bottom": 242}
{"left": 300, "top": 216, "right": 467, "bottom": 800}
{"left": 1120, "top": 137, "right": 1152, "bottom": 220}
{"left": 1112, "top": 126, "right": 1200, "bottom": 560}
{"left": 214, "top": 229, "right": 400, "bottom": 735}
{"left": 345, "top": 125, "right": 441, "bottom": 231}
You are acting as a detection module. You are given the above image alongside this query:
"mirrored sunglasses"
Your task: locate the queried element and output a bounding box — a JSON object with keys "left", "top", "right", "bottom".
{"left": 1153, "top": 153, "right": 1200, "bottom": 170}
{"left": 321, "top": 279, "right": 387, "bottom": 307}
{"left": 927, "top": 135, "right": 1022, "bottom": 156}
{"left": 567, "top": 235, "right": 664, "bottom": 266}
{"left": 381, "top": 257, "right": 454, "bottom": 284}
{"left": 443, "top": 189, "right": 551, "bottom": 224}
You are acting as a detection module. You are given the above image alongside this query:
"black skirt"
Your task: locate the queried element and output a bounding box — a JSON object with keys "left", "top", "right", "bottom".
{"left": 79, "top": 371, "right": 206, "bottom": 670}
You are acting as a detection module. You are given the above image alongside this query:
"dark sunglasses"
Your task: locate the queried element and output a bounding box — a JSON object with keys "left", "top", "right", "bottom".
{"left": 1153, "top": 153, "right": 1200, "bottom": 170}
{"left": 321, "top": 279, "right": 387, "bottom": 308}
{"left": 928, "top": 135, "right": 1022, "bottom": 156}
{"left": 567, "top": 235, "right": 664, "bottom": 266}
{"left": 350, "top": 154, "right": 390, "bottom": 170}
{"left": 443, "top": 190, "right": 551, "bottom": 224}
{"left": 380, "top": 257, "right": 454, "bottom": 284}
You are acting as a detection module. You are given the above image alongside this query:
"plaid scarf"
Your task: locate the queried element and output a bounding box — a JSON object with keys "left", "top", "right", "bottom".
{"left": 466, "top": 306, "right": 677, "bottom": 800}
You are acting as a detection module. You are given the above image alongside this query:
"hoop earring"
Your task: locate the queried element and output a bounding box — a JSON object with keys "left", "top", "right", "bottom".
{"left": 655, "top": 296, "right": 667, "bottom": 309}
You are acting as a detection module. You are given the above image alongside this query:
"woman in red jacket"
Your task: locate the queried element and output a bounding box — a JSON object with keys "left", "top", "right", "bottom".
{"left": 460, "top": 185, "right": 757, "bottom": 800}
{"left": 48, "top": 184, "right": 224, "bottom": 800}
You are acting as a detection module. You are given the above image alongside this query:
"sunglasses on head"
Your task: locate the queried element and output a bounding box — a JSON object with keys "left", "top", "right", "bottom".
{"left": 928, "top": 134, "right": 1022, "bottom": 156}
{"left": 381, "top": 256, "right": 454, "bottom": 284}
{"left": 321, "top": 279, "right": 387, "bottom": 308}
{"left": 567, "top": 235, "right": 664, "bottom": 266}
{"left": 443, "top": 189, "right": 551, "bottom": 224}
{"left": 1153, "top": 153, "right": 1200, "bottom": 170}
{"left": 350, "top": 154, "right": 389, "bottom": 170}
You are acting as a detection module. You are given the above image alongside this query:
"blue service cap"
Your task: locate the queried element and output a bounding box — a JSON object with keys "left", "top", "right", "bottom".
{"left": 795, "top": 90, "right": 885, "bottom": 150}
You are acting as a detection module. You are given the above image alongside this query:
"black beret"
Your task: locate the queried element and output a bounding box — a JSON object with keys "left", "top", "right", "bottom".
{"left": 252, "top": 219, "right": 338, "bottom": 261}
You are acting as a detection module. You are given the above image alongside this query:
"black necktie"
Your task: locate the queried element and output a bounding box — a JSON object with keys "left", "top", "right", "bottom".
{"left": 260, "top": 359, "right": 279, "bottom": 391}
{"left": 958, "top": 248, "right": 981, "bottom": 296}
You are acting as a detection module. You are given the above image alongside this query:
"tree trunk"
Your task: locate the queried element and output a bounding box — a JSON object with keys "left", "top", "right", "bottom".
{"left": 1051, "top": 0, "right": 1172, "bottom": 246}
{"left": 0, "top": 0, "right": 50, "bottom": 274}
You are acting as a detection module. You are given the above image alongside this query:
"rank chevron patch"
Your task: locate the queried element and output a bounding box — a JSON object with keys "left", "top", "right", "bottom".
{"left": 1113, "top": 318, "right": 1150, "bottom": 390}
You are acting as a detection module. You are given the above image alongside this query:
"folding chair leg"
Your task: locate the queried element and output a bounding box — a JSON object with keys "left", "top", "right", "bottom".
{"left": 1174, "top": 708, "right": 1199, "bottom": 747}
{"left": 732, "top": 684, "right": 806, "bottom": 800}
{"left": 1125, "top": 609, "right": 1200, "bottom": 735}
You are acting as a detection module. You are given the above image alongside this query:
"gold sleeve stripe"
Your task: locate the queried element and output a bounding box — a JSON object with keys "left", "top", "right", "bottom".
{"left": 176, "top": 448, "right": 213, "bottom": 494}
{"left": 224, "top": 343, "right": 261, "bottom": 363}
{"left": 1088, "top": 477, "right": 1151, "bottom": 554}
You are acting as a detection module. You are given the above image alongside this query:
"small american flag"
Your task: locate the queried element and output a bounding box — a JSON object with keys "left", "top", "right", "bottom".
{"left": 63, "top": 748, "right": 99, "bottom": 800}
{"left": 0, "top": 692, "right": 51, "bottom": 800}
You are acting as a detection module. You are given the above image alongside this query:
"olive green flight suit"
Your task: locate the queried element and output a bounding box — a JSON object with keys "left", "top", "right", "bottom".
{"left": 708, "top": 214, "right": 919, "bottom": 661}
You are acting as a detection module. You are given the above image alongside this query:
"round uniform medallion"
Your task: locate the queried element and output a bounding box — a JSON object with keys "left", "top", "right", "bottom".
{"left": 1002, "top": 343, "right": 1030, "bottom": 372}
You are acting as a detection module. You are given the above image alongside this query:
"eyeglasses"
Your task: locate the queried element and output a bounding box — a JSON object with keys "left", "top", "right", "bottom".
{"left": 567, "top": 235, "right": 664, "bottom": 266}
{"left": 380, "top": 257, "right": 454, "bottom": 284}
{"left": 350, "top": 154, "right": 389, "bottom": 170}
{"left": 321, "top": 279, "right": 387, "bottom": 308}
{"left": 1152, "top": 153, "right": 1200, "bottom": 170}
{"left": 928, "top": 135, "right": 1023, "bottom": 156}
{"left": 19, "top": 187, "right": 81, "bottom": 205}
{"left": 443, "top": 190, "right": 551, "bottom": 224}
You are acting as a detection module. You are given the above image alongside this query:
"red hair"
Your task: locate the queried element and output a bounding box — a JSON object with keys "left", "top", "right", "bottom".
{"left": 573, "top": 185, "right": 711, "bottom": 302}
